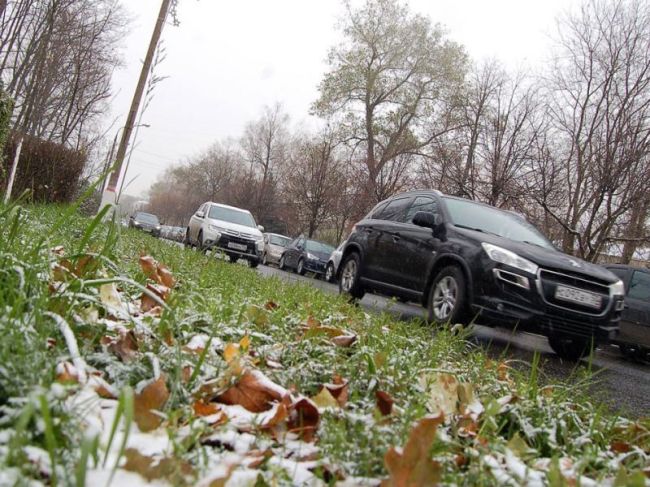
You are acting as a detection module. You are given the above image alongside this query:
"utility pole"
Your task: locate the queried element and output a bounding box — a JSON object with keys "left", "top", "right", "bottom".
{"left": 99, "top": 0, "right": 172, "bottom": 213}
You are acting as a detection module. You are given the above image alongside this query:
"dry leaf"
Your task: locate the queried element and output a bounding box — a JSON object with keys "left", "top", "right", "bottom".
{"left": 331, "top": 334, "right": 357, "bottom": 347}
{"left": 245, "top": 305, "right": 269, "bottom": 326}
{"left": 193, "top": 400, "right": 221, "bottom": 417}
{"left": 102, "top": 329, "right": 139, "bottom": 362}
{"left": 376, "top": 390, "right": 394, "bottom": 416}
{"left": 99, "top": 283, "right": 124, "bottom": 312}
{"left": 324, "top": 376, "right": 349, "bottom": 407}
{"left": 214, "top": 369, "right": 289, "bottom": 413}
{"left": 123, "top": 448, "right": 193, "bottom": 483}
{"left": 140, "top": 283, "right": 170, "bottom": 312}
{"left": 423, "top": 373, "right": 458, "bottom": 416}
{"left": 74, "top": 255, "right": 97, "bottom": 278}
{"left": 611, "top": 440, "right": 632, "bottom": 453}
{"left": 134, "top": 376, "right": 170, "bottom": 432}
{"left": 288, "top": 397, "right": 320, "bottom": 442}
{"left": 312, "top": 387, "right": 340, "bottom": 409}
{"left": 157, "top": 265, "right": 175, "bottom": 288}
{"left": 384, "top": 414, "right": 444, "bottom": 487}
{"left": 55, "top": 362, "right": 78, "bottom": 384}
{"left": 264, "top": 301, "right": 279, "bottom": 311}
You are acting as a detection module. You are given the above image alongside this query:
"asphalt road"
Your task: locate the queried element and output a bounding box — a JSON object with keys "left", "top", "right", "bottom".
{"left": 257, "top": 263, "right": 650, "bottom": 418}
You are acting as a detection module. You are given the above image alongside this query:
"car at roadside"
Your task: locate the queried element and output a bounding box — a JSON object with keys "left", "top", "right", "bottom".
{"left": 324, "top": 240, "right": 346, "bottom": 283}
{"left": 279, "top": 236, "right": 335, "bottom": 277}
{"left": 603, "top": 264, "right": 650, "bottom": 360}
{"left": 161, "top": 225, "right": 185, "bottom": 242}
{"left": 184, "top": 202, "right": 264, "bottom": 267}
{"left": 337, "top": 190, "right": 625, "bottom": 360}
{"left": 129, "top": 211, "right": 161, "bottom": 237}
{"left": 261, "top": 233, "right": 292, "bottom": 266}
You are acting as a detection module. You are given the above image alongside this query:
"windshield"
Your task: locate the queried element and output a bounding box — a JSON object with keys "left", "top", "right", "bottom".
{"left": 134, "top": 212, "right": 159, "bottom": 225}
{"left": 208, "top": 206, "right": 257, "bottom": 228}
{"left": 443, "top": 198, "right": 554, "bottom": 249}
{"left": 270, "top": 235, "right": 291, "bottom": 247}
{"left": 305, "top": 240, "right": 335, "bottom": 254}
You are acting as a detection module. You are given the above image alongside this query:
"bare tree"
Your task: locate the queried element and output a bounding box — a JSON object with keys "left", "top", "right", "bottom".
{"left": 314, "top": 0, "right": 467, "bottom": 211}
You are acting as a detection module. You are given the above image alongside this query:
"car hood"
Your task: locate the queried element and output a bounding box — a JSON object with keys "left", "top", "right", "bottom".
{"left": 208, "top": 219, "right": 262, "bottom": 239}
{"left": 307, "top": 250, "right": 331, "bottom": 261}
{"left": 453, "top": 226, "right": 619, "bottom": 283}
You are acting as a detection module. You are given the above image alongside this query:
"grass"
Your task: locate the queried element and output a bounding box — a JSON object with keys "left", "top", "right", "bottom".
{"left": 0, "top": 202, "right": 648, "bottom": 486}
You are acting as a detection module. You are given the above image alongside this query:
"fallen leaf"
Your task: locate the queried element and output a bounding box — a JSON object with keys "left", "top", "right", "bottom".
{"left": 264, "top": 301, "right": 279, "bottom": 311}
{"left": 245, "top": 305, "right": 269, "bottom": 326}
{"left": 102, "top": 329, "right": 139, "bottom": 362}
{"left": 193, "top": 400, "right": 221, "bottom": 417}
{"left": 214, "top": 369, "right": 289, "bottom": 413}
{"left": 141, "top": 283, "right": 170, "bottom": 312}
{"left": 423, "top": 372, "right": 458, "bottom": 416}
{"left": 74, "top": 254, "right": 97, "bottom": 278}
{"left": 157, "top": 265, "right": 175, "bottom": 288}
{"left": 324, "top": 376, "right": 349, "bottom": 407}
{"left": 288, "top": 397, "right": 320, "bottom": 442}
{"left": 99, "top": 283, "right": 124, "bottom": 313}
{"left": 55, "top": 362, "right": 78, "bottom": 384}
{"left": 123, "top": 448, "right": 193, "bottom": 483}
{"left": 611, "top": 440, "right": 632, "bottom": 453}
{"left": 312, "top": 387, "right": 340, "bottom": 409}
{"left": 384, "top": 414, "right": 444, "bottom": 487}
{"left": 331, "top": 334, "right": 357, "bottom": 347}
{"left": 134, "top": 376, "right": 170, "bottom": 432}
{"left": 376, "top": 390, "right": 394, "bottom": 416}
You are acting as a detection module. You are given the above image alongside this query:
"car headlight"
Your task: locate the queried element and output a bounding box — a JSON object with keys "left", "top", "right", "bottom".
{"left": 306, "top": 252, "right": 318, "bottom": 260}
{"left": 481, "top": 242, "right": 538, "bottom": 274}
{"left": 610, "top": 279, "right": 625, "bottom": 296}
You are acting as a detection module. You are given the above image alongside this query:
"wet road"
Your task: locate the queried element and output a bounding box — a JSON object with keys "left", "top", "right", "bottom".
{"left": 257, "top": 264, "right": 650, "bottom": 418}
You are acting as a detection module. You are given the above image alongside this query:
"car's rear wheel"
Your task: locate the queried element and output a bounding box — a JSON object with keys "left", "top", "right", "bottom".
{"left": 548, "top": 335, "right": 592, "bottom": 361}
{"left": 262, "top": 253, "right": 268, "bottom": 266}
{"left": 325, "top": 263, "right": 335, "bottom": 283}
{"left": 297, "top": 258, "right": 306, "bottom": 275}
{"left": 427, "top": 266, "right": 468, "bottom": 326}
{"left": 339, "top": 253, "right": 364, "bottom": 301}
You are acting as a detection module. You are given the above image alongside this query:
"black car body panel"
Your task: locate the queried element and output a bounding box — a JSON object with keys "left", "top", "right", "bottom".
{"left": 282, "top": 236, "right": 335, "bottom": 275}
{"left": 129, "top": 212, "right": 161, "bottom": 237}
{"left": 340, "top": 190, "right": 623, "bottom": 342}
{"left": 604, "top": 264, "right": 650, "bottom": 351}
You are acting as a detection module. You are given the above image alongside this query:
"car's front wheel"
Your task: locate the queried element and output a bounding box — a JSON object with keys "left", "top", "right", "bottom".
{"left": 339, "top": 253, "right": 364, "bottom": 301}
{"left": 228, "top": 254, "right": 238, "bottom": 264}
{"left": 297, "top": 258, "right": 306, "bottom": 276}
{"left": 249, "top": 259, "right": 259, "bottom": 269}
{"left": 262, "top": 253, "right": 268, "bottom": 266}
{"left": 325, "top": 263, "right": 335, "bottom": 283}
{"left": 548, "top": 335, "right": 592, "bottom": 361}
{"left": 183, "top": 228, "right": 192, "bottom": 248}
{"left": 279, "top": 254, "right": 288, "bottom": 271}
{"left": 427, "top": 266, "right": 468, "bottom": 326}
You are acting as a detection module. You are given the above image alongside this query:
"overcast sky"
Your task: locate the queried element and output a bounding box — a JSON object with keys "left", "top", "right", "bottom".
{"left": 112, "top": 0, "right": 582, "bottom": 197}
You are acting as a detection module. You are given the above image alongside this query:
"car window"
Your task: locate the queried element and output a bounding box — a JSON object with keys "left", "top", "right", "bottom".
{"left": 375, "top": 197, "right": 412, "bottom": 222}
{"left": 208, "top": 206, "right": 257, "bottom": 227}
{"left": 134, "top": 212, "right": 159, "bottom": 225}
{"left": 628, "top": 271, "right": 650, "bottom": 300}
{"left": 369, "top": 201, "right": 389, "bottom": 220}
{"left": 270, "top": 235, "right": 291, "bottom": 246}
{"left": 405, "top": 197, "right": 438, "bottom": 223}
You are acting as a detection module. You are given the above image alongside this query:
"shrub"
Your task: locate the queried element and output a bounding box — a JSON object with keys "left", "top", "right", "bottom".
{"left": 1, "top": 133, "right": 86, "bottom": 203}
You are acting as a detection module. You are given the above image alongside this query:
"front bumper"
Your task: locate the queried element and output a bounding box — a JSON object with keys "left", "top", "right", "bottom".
{"left": 203, "top": 231, "right": 261, "bottom": 260}
{"left": 472, "top": 263, "right": 623, "bottom": 341}
{"left": 304, "top": 259, "right": 327, "bottom": 274}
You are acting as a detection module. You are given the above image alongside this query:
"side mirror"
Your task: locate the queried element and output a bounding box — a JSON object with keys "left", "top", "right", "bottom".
{"left": 258, "top": 225, "right": 265, "bottom": 232}
{"left": 196, "top": 211, "right": 205, "bottom": 218}
{"left": 413, "top": 211, "right": 443, "bottom": 231}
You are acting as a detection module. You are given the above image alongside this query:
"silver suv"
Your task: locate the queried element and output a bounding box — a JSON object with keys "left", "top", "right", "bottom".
{"left": 184, "top": 202, "right": 264, "bottom": 267}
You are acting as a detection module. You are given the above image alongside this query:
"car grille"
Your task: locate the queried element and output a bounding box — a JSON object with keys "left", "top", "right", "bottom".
{"left": 224, "top": 229, "right": 255, "bottom": 240}
{"left": 216, "top": 233, "right": 256, "bottom": 254}
{"left": 537, "top": 269, "right": 611, "bottom": 316}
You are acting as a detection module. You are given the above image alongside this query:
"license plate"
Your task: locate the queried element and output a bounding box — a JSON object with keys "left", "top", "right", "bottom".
{"left": 554, "top": 285, "right": 601, "bottom": 309}
{"left": 227, "top": 242, "right": 247, "bottom": 251}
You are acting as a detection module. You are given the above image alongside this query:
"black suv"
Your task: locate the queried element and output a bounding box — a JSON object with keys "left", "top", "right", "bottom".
{"left": 338, "top": 190, "right": 625, "bottom": 360}
{"left": 603, "top": 264, "right": 650, "bottom": 360}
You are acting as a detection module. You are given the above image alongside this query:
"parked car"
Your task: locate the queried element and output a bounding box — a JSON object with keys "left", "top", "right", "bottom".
{"left": 261, "top": 233, "right": 292, "bottom": 266}
{"left": 279, "top": 236, "right": 335, "bottom": 277}
{"left": 324, "top": 240, "right": 346, "bottom": 283}
{"left": 129, "top": 211, "right": 161, "bottom": 237}
{"left": 160, "top": 225, "right": 185, "bottom": 242}
{"left": 338, "top": 190, "right": 625, "bottom": 360}
{"left": 603, "top": 264, "right": 650, "bottom": 360}
{"left": 184, "top": 202, "right": 264, "bottom": 267}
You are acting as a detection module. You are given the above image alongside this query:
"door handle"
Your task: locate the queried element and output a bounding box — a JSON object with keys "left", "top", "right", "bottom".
{"left": 391, "top": 232, "right": 401, "bottom": 241}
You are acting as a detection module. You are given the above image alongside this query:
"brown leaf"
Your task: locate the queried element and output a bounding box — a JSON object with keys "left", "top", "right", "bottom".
{"left": 288, "top": 397, "right": 320, "bottom": 442}
{"left": 140, "top": 283, "right": 170, "bottom": 312}
{"left": 259, "top": 401, "right": 289, "bottom": 429}
{"left": 331, "top": 334, "right": 357, "bottom": 347}
{"left": 55, "top": 362, "right": 78, "bottom": 384}
{"left": 324, "top": 377, "right": 349, "bottom": 407}
{"left": 157, "top": 265, "right": 175, "bottom": 288}
{"left": 134, "top": 376, "right": 170, "bottom": 432}
{"left": 312, "top": 387, "right": 340, "bottom": 409}
{"left": 123, "top": 448, "right": 193, "bottom": 483}
{"left": 74, "top": 255, "right": 97, "bottom": 278}
{"left": 140, "top": 255, "right": 176, "bottom": 288}
{"left": 105, "top": 329, "right": 139, "bottom": 362}
{"left": 264, "top": 300, "right": 279, "bottom": 311}
{"left": 193, "top": 400, "right": 221, "bottom": 417}
{"left": 376, "top": 390, "right": 394, "bottom": 416}
{"left": 214, "top": 369, "right": 289, "bottom": 413}
{"left": 611, "top": 440, "right": 632, "bottom": 453}
{"left": 384, "top": 414, "right": 444, "bottom": 487}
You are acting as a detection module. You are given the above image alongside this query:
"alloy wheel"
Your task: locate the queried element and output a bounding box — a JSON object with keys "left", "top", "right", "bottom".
{"left": 325, "top": 264, "right": 334, "bottom": 282}
{"left": 432, "top": 276, "right": 458, "bottom": 321}
{"left": 341, "top": 259, "right": 357, "bottom": 292}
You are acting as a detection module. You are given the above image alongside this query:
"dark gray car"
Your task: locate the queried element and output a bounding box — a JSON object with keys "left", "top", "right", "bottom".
{"left": 604, "top": 264, "right": 650, "bottom": 359}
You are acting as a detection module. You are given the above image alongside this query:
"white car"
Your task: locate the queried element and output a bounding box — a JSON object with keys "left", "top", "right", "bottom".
{"left": 184, "top": 202, "right": 264, "bottom": 267}
{"left": 324, "top": 240, "right": 346, "bottom": 283}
